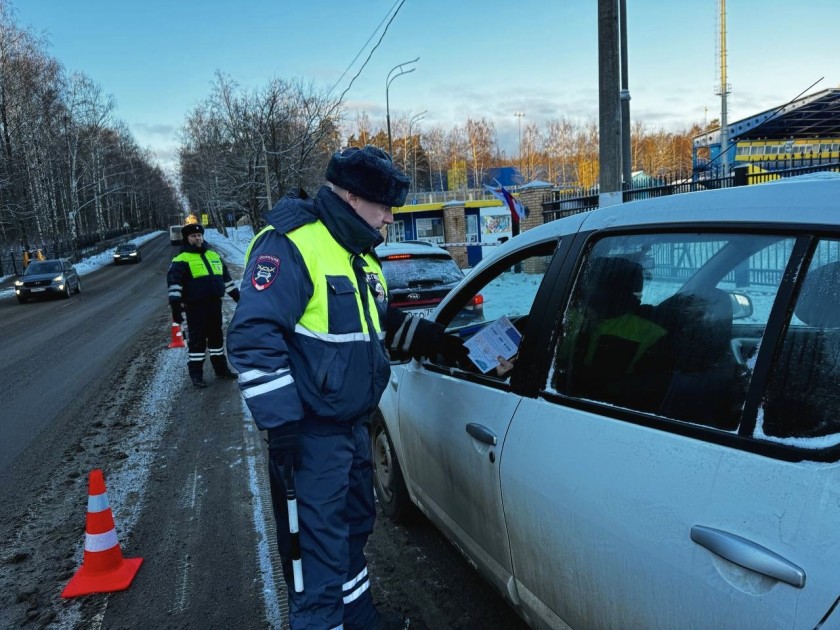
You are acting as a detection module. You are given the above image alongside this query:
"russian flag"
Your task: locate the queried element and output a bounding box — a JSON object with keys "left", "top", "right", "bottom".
{"left": 484, "top": 180, "right": 526, "bottom": 224}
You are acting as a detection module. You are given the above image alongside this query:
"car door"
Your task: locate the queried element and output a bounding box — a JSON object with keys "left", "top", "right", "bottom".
{"left": 396, "top": 239, "right": 566, "bottom": 596}
{"left": 500, "top": 230, "right": 840, "bottom": 629}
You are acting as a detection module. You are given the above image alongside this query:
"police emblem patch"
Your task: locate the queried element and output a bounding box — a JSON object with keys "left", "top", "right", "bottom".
{"left": 365, "top": 272, "right": 386, "bottom": 303}
{"left": 252, "top": 255, "right": 280, "bottom": 291}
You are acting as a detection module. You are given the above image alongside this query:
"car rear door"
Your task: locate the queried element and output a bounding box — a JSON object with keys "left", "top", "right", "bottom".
{"left": 500, "top": 229, "right": 840, "bottom": 629}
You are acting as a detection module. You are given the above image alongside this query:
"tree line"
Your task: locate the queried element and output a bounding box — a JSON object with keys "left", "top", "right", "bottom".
{"left": 0, "top": 2, "right": 180, "bottom": 254}
{"left": 181, "top": 76, "right": 707, "bottom": 231}
{"left": 2, "top": 0, "right": 711, "bottom": 254}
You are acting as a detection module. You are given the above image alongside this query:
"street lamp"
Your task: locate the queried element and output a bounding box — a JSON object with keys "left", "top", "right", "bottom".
{"left": 514, "top": 112, "right": 525, "bottom": 182}
{"left": 408, "top": 110, "right": 427, "bottom": 194}
{"left": 386, "top": 57, "right": 419, "bottom": 157}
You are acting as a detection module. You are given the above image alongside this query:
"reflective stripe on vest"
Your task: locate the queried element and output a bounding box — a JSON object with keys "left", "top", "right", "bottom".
{"left": 172, "top": 250, "right": 224, "bottom": 278}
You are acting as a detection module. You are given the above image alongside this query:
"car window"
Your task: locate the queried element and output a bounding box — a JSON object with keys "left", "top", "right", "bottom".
{"left": 437, "top": 241, "right": 560, "bottom": 375}
{"left": 759, "top": 239, "right": 840, "bottom": 446}
{"left": 380, "top": 255, "right": 464, "bottom": 289}
{"left": 549, "top": 233, "right": 795, "bottom": 431}
{"left": 25, "top": 261, "right": 61, "bottom": 274}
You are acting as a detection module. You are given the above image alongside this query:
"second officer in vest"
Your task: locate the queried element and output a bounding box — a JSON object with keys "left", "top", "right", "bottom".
{"left": 167, "top": 222, "right": 240, "bottom": 387}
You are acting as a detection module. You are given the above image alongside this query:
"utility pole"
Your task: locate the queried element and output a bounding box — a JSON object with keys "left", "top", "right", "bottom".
{"left": 619, "top": 0, "right": 632, "bottom": 189}
{"left": 598, "top": 0, "right": 622, "bottom": 202}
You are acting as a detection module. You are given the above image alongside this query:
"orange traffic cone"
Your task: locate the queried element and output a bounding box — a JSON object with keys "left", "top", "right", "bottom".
{"left": 168, "top": 321, "right": 186, "bottom": 348}
{"left": 61, "top": 469, "right": 143, "bottom": 598}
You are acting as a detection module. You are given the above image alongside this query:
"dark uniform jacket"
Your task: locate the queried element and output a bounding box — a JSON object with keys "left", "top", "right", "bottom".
{"left": 167, "top": 242, "right": 238, "bottom": 306}
{"left": 226, "top": 186, "right": 441, "bottom": 432}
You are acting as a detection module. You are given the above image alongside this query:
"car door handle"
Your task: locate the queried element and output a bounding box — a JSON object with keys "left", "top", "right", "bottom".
{"left": 466, "top": 423, "right": 497, "bottom": 446}
{"left": 690, "top": 525, "right": 805, "bottom": 588}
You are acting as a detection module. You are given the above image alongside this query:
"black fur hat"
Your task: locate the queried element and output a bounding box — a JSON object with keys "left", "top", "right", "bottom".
{"left": 326, "top": 145, "right": 410, "bottom": 207}
{"left": 181, "top": 223, "right": 205, "bottom": 238}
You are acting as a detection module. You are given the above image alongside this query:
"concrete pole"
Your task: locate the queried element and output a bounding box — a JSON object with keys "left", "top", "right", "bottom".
{"left": 598, "top": 0, "right": 622, "bottom": 202}
{"left": 619, "top": 0, "right": 632, "bottom": 188}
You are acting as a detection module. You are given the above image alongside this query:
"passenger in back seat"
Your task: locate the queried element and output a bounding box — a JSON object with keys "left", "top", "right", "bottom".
{"left": 562, "top": 257, "right": 670, "bottom": 411}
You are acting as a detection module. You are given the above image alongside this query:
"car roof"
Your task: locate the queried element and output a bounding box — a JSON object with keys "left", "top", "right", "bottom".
{"left": 376, "top": 241, "right": 452, "bottom": 258}
{"left": 471, "top": 177, "right": 840, "bottom": 276}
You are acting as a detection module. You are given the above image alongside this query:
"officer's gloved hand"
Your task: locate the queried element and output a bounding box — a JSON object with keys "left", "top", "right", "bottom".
{"left": 230, "top": 288, "right": 241, "bottom": 303}
{"left": 170, "top": 303, "right": 183, "bottom": 325}
{"left": 437, "top": 334, "right": 471, "bottom": 367}
{"left": 268, "top": 422, "right": 301, "bottom": 470}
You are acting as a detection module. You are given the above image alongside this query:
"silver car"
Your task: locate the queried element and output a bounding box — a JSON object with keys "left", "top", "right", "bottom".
{"left": 14, "top": 259, "right": 82, "bottom": 304}
{"left": 373, "top": 177, "right": 840, "bottom": 630}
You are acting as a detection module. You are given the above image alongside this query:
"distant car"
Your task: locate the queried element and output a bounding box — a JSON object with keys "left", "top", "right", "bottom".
{"left": 375, "top": 240, "right": 483, "bottom": 325}
{"left": 373, "top": 179, "right": 840, "bottom": 630}
{"left": 113, "top": 243, "right": 141, "bottom": 265}
{"left": 169, "top": 225, "right": 183, "bottom": 245}
{"left": 15, "top": 259, "right": 81, "bottom": 304}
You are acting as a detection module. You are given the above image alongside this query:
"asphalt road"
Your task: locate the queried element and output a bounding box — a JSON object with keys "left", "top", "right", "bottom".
{"left": 0, "top": 236, "right": 528, "bottom": 630}
{"left": 0, "top": 234, "right": 172, "bottom": 472}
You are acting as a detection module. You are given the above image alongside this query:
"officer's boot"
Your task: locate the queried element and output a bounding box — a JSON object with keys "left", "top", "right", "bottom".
{"left": 210, "top": 353, "right": 237, "bottom": 379}
{"left": 189, "top": 362, "right": 206, "bottom": 388}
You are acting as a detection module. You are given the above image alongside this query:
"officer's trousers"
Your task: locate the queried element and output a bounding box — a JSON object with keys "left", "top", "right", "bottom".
{"left": 268, "top": 419, "right": 378, "bottom": 630}
{"left": 184, "top": 300, "right": 228, "bottom": 378}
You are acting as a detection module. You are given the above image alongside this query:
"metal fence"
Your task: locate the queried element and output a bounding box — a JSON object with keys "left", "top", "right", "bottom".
{"left": 541, "top": 161, "right": 840, "bottom": 223}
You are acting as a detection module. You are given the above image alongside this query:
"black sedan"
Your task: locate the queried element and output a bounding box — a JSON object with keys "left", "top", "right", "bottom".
{"left": 113, "top": 243, "right": 141, "bottom": 265}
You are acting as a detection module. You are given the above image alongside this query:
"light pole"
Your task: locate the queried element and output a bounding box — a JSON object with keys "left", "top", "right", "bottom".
{"left": 408, "top": 110, "right": 427, "bottom": 194}
{"left": 514, "top": 112, "right": 525, "bottom": 182}
{"left": 386, "top": 57, "right": 419, "bottom": 157}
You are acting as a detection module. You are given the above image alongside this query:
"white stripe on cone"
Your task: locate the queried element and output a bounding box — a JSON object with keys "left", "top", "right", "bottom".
{"left": 87, "top": 492, "right": 110, "bottom": 513}
{"left": 85, "top": 529, "right": 119, "bottom": 553}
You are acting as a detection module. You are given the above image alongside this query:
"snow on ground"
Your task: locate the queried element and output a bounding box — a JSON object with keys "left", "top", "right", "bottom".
{"left": 205, "top": 226, "right": 253, "bottom": 269}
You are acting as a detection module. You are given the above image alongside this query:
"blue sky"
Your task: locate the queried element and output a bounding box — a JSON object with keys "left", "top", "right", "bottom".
{"left": 14, "top": 0, "right": 840, "bottom": 173}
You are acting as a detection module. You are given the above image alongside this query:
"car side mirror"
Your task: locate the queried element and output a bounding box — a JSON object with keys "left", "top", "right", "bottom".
{"left": 729, "top": 291, "right": 754, "bottom": 320}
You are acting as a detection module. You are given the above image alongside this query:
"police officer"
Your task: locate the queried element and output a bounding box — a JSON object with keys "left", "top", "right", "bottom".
{"left": 167, "top": 222, "right": 240, "bottom": 387}
{"left": 227, "top": 146, "right": 467, "bottom": 630}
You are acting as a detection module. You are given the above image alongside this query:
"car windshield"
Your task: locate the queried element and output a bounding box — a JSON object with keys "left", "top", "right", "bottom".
{"left": 380, "top": 256, "right": 464, "bottom": 289}
{"left": 25, "top": 261, "right": 62, "bottom": 275}
{"left": 117, "top": 245, "right": 135, "bottom": 252}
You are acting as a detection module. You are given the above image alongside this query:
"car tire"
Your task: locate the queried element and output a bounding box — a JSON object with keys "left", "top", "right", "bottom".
{"left": 17, "top": 295, "right": 27, "bottom": 304}
{"left": 371, "top": 411, "right": 415, "bottom": 523}
{"left": 74, "top": 278, "right": 82, "bottom": 294}
{"left": 136, "top": 254, "right": 141, "bottom": 263}
{"left": 62, "top": 283, "right": 71, "bottom": 299}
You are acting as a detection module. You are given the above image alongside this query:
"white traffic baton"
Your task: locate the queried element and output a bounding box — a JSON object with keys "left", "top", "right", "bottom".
{"left": 283, "top": 455, "right": 304, "bottom": 593}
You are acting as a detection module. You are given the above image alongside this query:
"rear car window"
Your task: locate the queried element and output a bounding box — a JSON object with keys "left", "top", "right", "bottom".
{"left": 380, "top": 256, "right": 464, "bottom": 289}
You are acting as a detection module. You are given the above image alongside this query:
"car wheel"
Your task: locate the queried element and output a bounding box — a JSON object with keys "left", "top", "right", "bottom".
{"left": 17, "top": 295, "right": 27, "bottom": 304}
{"left": 371, "top": 411, "right": 415, "bottom": 523}
{"left": 62, "top": 283, "right": 71, "bottom": 299}
{"left": 136, "top": 255, "right": 141, "bottom": 263}
{"left": 74, "top": 278, "right": 82, "bottom": 294}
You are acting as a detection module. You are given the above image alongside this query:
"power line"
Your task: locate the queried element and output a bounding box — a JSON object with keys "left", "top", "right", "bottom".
{"left": 329, "top": 0, "right": 406, "bottom": 101}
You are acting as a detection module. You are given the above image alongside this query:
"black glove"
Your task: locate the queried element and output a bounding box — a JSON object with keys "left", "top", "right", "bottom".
{"left": 437, "top": 334, "right": 471, "bottom": 367}
{"left": 230, "top": 288, "right": 241, "bottom": 303}
{"left": 268, "top": 422, "right": 301, "bottom": 470}
{"left": 170, "top": 302, "right": 183, "bottom": 324}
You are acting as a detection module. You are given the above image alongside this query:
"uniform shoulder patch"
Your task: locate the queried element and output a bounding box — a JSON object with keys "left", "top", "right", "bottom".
{"left": 252, "top": 254, "right": 281, "bottom": 291}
